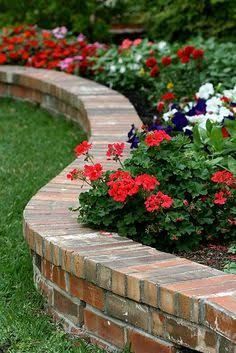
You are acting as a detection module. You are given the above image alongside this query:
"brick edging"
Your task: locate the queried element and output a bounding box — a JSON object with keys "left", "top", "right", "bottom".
{"left": 0, "top": 66, "right": 235, "bottom": 353}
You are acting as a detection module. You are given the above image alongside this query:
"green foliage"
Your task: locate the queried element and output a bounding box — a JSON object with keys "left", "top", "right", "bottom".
{"left": 78, "top": 134, "right": 236, "bottom": 251}
{"left": 139, "top": 0, "right": 236, "bottom": 42}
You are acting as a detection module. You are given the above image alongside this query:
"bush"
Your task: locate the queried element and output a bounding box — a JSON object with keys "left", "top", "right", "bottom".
{"left": 139, "top": 0, "right": 236, "bottom": 42}
{"left": 69, "top": 116, "right": 236, "bottom": 251}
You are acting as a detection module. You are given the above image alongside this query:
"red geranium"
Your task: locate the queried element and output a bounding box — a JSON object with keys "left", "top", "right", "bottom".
{"left": 211, "top": 170, "right": 235, "bottom": 186}
{"left": 161, "top": 92, "right": 176, "bottom": 101}
{"left": 145, "top": 57, "right": 157, "bottom": 68}
{"left": 213, "top": 191, "right": 229, "bottom": 205}
{"left": 157, "top": 101, "right": 165, "bottom": 112}
{"left": 150, "top": 65, "right": 159, "bottom": 77}
{"left": 145, "top": 130, "right": 171, "bottom": 147}
{"left": 107, "top": 171, "right": 139, "bottom": 202}
{"left": 106, "top": 142, "right": 125, "bottom": 159}
{"left": 145, "top": 191, "right": 173, "bottom": 212}
{"left": 84, "top": 163, "right": 103, "bottom": 181}
{"left": 180, "top": 56, "right": 190, "bottom": 64}
{"left": 192, "top": 49, "right": 204, "bottom": 60}
{"left": 67, "top": 168, "right": 80, "bottom": 180}
{"left": 161, "top": 56, "right": 172, "bottom": 66}
{"left": 74, "top": 141, "right": 92, "bottom": 156}
{"left": 222, "top": 127, "right": 230, "bottom": 138}
{"left": 0, "top": 53, "right": 7, "bottom": 64}
{"left": 135, "top": 174, "right": 160, "bottom": 191}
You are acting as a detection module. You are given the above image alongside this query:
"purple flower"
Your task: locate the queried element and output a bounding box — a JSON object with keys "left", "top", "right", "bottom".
{"left": 172, "top": 112, "right": 188, "bottom": 131}
{"left": 77, "top": 33, "right": 86, "bottom": 42}
{"left": 59, "top": 57, "right": 74, "bottom": 70}
{"left": 187, "top": 99, "right": 206, "bottom": 116}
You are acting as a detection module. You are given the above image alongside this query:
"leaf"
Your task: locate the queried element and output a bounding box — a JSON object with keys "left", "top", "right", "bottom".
{"left": 228, "top": 156, "right": 236, "bottom": 175}
{"left": 210, "top": 126, "right": 224, "bottom": 151}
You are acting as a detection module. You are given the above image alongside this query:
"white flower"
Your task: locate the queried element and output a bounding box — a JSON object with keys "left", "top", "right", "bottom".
{"left": 118, "top": 58, "right": 123, "bottom": 64}
{"left": 196, "top": 83, "right": 214, "bottom": 100}
{"left": 219, "top": 106, "right": 233, "bottom": 118}
{"left": 163, "top": 109, "right": 178, "bottom": 122}
{"left": 223, "top": 85, "right": 236, "bottom": 102}
{"left": 110, "top": 65, "right": 116, "bottom": 72}
{"left": 120, "top": 66, "right": 126, "bottom": 73}
{"left": 135, "top": 54, "right": 142, "bottom": 62}
{"left": 157, "top": 41, "right": 167, "bottom": 51}
{"left": 130, "top": 63, "right": 139, "bottom": 71}
{"left": 183, "top": 125, "right": 193, "bottom": 132}
{"left": 206, "top": 97, "right": 222, "bottom": 113}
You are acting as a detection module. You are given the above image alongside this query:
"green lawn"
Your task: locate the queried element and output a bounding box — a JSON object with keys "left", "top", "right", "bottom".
{"left": 0, "top": 98, "right": 112, "bottom": 353}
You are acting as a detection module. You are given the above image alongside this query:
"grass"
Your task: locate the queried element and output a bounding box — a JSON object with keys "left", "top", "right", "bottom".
{"left": 0, "top": 97, "right": 117, "bottom": 353}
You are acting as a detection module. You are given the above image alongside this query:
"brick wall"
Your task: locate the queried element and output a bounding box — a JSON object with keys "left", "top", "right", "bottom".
{"left": 0, "top": 66, "right": 235, "bottom": 353}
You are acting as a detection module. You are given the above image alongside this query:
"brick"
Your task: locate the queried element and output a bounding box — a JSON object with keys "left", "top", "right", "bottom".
{"left": 97, "top": 264, "right": 112, "bottom": 290}
{"left": 127, "top": 274, "right": 141, "bottom": 302}
{"left": 42, "top": 259, "right": 53, "bottom": 280}
{"left": 38, "top": 279, "right": 53, "bottom": 305}
{"left": 69, "top": 275, "right": 105, "bottom": 310}
{"left": 204, "top": 299, "right": 236, "bottom": 342}
{"left": 72, "top": 254, "right": 85, "bottom": 279}
{"left": 111, "top": 270, "right": 126, "bottom": 297}
{"left": 141, "top": 280, "right": 158, "bottom": 307}
{"left": 84, "top": 258, "right": 97, "bottom": 284}
{"left": 127, "top": 328, "right": 176, "bottom": 353}
{"left": 106, "top": 292, "right": 150, "bottom": 331}
{"left": 165, "top": 316, "right": 198, "bottom": 349}
{"left": 151, "top": 310, "right": 166, "bottom": 337}
{"left": 84, "top": 308, "right": 125, "bottom": 348}
{"left": 52, "top": 265, "right": 66, "bottom": 291}
{"left": 53, "top": 289, "right": 83, "bottom": 325}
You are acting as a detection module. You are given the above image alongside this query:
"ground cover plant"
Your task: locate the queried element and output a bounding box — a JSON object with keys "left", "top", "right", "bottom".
{"left": 0, "top": 97, "right": 102, "bottom": 353}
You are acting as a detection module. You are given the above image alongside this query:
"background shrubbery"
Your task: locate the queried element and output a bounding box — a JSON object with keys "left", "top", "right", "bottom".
{"left": 0, "top": 0, "right": 235, "bottom": 42}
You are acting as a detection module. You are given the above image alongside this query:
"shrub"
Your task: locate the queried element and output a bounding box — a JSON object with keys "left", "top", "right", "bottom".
{"left": 69, "top": 122, "right": 236, "bottom": 251}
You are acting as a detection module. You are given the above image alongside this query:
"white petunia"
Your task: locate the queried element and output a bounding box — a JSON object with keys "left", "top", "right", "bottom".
{"left": 135, "top": 54, "right": 142, "bottom": 62}
{"left": 120, "top": 66, "right": 126, "bottom": 73}
{"left": 110, "top": 65, "right": 116, "bottom": 72}
{"left": 163, "top": 109, "right": 178, "bottom": 122}
{"left": 206, "top": 97, "right": 222, "bottom": 113}
{"left": 196, "top": 83, "right": 214, "bottom": 100}
{"left": 118, "top": 58, "right": 123, "bottom": 64}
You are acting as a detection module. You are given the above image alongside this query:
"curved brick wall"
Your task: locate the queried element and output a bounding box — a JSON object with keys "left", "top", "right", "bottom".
{"left": 0, "top": 66, "right": 235, "bottom": 353}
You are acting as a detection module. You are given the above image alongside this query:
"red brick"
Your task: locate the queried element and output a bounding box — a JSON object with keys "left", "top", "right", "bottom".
{"left": 127, "top": 329, "right": 176, "bottom": 353}
{"left": 42, "top": 259, "right": 53, "bottom": 280}
{"left": 53, "top": 289, "right": 83, "bottom": 325}
{"left": 52, "top": 265, "right": 66, "bottom": 291}
{"left": 204, "top": 299, "right": 236, "bottom": 342}
{"left": 69, "top": 275, "right": 105, "bottom": 310}
{"left": 84, "top": 308, "right": 125, "bottom": 348}
{"left": 165, "top": 316, "right": 198, "bottom": 349}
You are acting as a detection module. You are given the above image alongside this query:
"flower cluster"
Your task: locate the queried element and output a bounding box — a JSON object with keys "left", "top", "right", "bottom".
{"left": 159, "top": 83, "right": 235, "bottom": 132}
{"left": 145, "top": 130, "right": 171, "bottom": 147}
{"left": 145, "top": 192, "right": 173, "bottom": 212}
{"left": 177, "top": 45, "right": 204, "bottom": 64}
{"left": 0, "top": 25, "right": 103, "bottom": 74}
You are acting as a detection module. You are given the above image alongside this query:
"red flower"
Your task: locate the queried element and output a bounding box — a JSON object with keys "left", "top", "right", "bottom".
{"left": 183, "top": 199, "right": 189, "bottom": 206}
{"left": 183, "top": 45, "right": 195, "bottom": 56}
{"left": 106, "top": 142, "right": 125, "bottom": 159}
{"left": 84, "top": 163, "right": 103, "bottom": 181}
{"left": 135, "top": 174, "right": 160, "bottom": 191}
{"left": 221, "top": 96, "right": 230, "bottom": 103}
{"left": 145, "top": 130, "right": 171, "bottom": 147}
{"left": 213, "top": 191, "right": 228, "bottom": 205}
{"left": 192, "top": 49, "right": 204, "bottom": 60}
{"left": 157, "top": 101, "right": 165, "bottom": 112}
{"left": 145, "top": 191, "right": 173, "bottom": 212}
{"left": 222, "top": 127, "right": 230, "bottom": 138}
{"left": 67, "top": 168, "right": 80, "bottom": 180}
{"left": 74, "top": 141, "right": 92, "bottom": 156}
{"left": 161, "top": 92, "right": 176, "bottom": 101}
{"left": 145, "top": 57, "right": 157, "bottom": 68}
{"left": 211, "top": 170, "right": 235, "bottom": 186}
{"left": 0, "top": 53, "right": 7, "bottom": 64}
{"left": 107, "top": 171, "right": 139, "bottom": 202}
{"left": 150, "top": 65, "right": 159, "bottom": 77}
{"left": 161, "top": 56, "right": 172, "bottom": 66}
{"left": 180, "top": 56, "right": 190, "bottom": 64}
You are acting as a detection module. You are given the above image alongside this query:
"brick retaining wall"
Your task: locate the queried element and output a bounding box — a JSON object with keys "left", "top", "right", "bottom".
{"left": 0, "top": 66, "right": 235, "bottom": 353}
